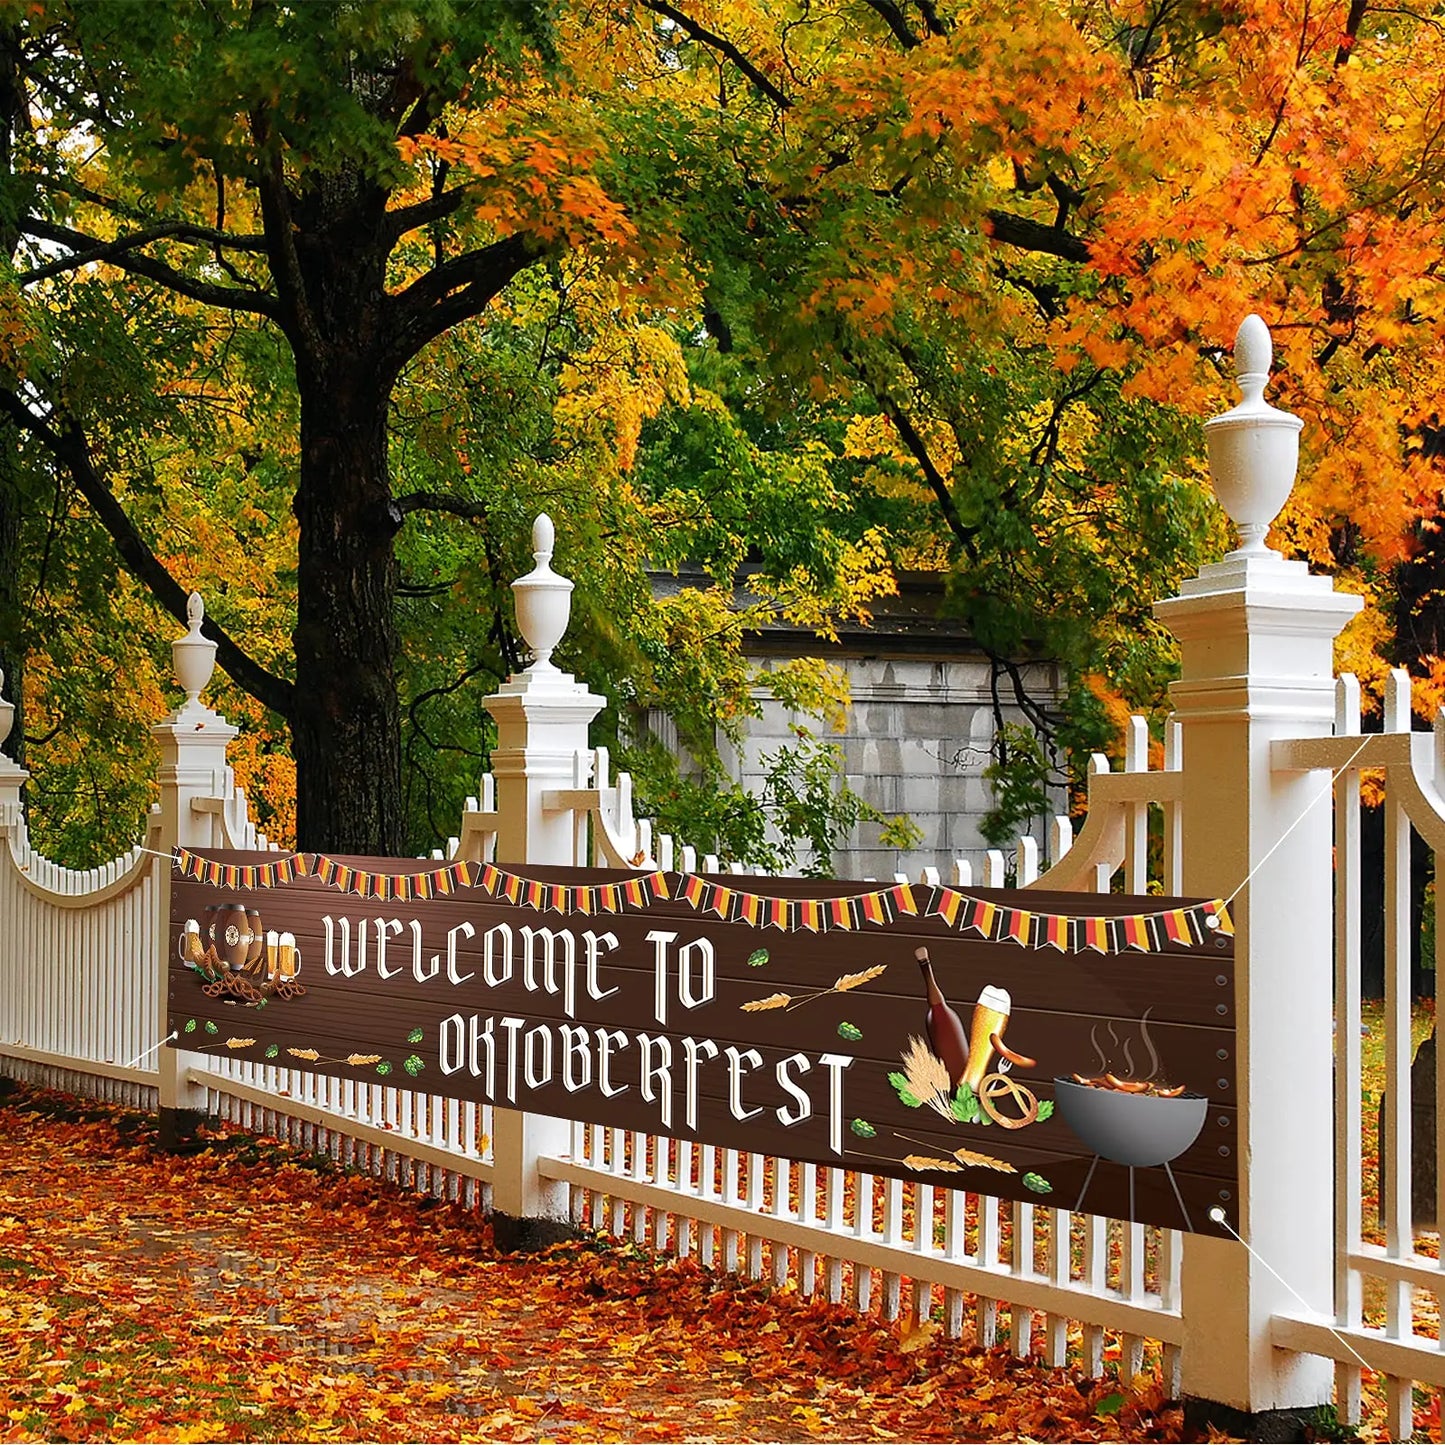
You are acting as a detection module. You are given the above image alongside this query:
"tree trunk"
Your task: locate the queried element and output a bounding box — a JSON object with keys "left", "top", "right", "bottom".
{"left": 0, "top": 429, "right": 22, "bottom": 770}
{"left": 292, "top": 364, "right": 403, "bottom": 854}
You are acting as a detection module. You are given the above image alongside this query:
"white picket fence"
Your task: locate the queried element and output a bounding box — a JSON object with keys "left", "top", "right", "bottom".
{"left": 0, "top": 684, "right": 1186, "bottom": 1381}
{"left": 9, "top": 314, "right": 1445, "bottom": 1435}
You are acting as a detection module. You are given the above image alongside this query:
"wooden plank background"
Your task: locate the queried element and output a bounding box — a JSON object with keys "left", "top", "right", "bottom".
{"left": 169, "top": 851, "right": 1238, "bottom": 1236}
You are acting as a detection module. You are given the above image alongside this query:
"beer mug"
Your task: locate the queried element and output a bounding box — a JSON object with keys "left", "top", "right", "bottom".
{"left": 277, "top": 932, "right": 301, "bottom": 980}
{"left": 178, "top": 918, "right": 204, "bottom": 966}
{"left": 964, "top": 985, "right": 1012, "bottom": 1092}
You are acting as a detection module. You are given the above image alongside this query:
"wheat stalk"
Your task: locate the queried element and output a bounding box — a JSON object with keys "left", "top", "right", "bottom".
{"left": 740, "top": 992, "right": 792, "bottom": 1012}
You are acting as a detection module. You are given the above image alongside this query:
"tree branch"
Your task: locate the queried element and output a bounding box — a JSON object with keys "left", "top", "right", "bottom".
{"left": 20, "top": 217, "right": 280, "bottom": 316}
{"left": 383, "top": 183, "right": 476, "bottom": 242}
{"left": 635, "top": 0, "right": 792, "bottom": 111}
{"left": 858, "top": 0, "right": 921, "bottom": 48}
{"left": 393, "top": 490, "right": 489, "bottom": 521}
{"left": 983, "top": 209, "right": 1091, "bottom": 263}
{"left": 17, "top": 218, "right": 269, "bottom": 286}
{"left": 246, "top": 103, "right": 323, "bottom": 367}
{"left": 0, "top": 391, "right": 295, "bottom": 719}
{"left": 384, "top": 232, "right": 549, "bottom": 371}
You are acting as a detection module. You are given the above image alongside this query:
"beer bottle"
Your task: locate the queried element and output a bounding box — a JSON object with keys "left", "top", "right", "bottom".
{"left": 915, "top": 947, "right": 970, "bottom": 1088}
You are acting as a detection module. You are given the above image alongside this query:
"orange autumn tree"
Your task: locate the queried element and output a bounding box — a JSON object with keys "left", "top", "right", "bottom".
{"left": 579, "top": 0, "right": 1445, "bottom": 819}
{"left": 6, "top": 0, "right": 1445, "bottom": 858}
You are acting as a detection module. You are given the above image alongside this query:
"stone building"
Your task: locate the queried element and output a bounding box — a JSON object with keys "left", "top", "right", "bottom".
{"left": 645, "top": 569, "right": 1066, "bottom": 880}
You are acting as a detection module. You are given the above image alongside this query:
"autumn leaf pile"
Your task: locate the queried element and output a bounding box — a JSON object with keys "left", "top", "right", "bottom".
{"left": 0, "top": 1082, "right": 1199, "bottom": 1443}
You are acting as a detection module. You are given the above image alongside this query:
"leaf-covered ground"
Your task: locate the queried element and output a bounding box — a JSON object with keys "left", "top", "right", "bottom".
{"left": 0, "top": 1082, "right": 1194, "bottom": 1444}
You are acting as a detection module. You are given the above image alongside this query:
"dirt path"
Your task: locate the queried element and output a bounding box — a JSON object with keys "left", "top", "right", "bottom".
{"left": 0, "top": 1083, "right": 1185, "bottom": 1443}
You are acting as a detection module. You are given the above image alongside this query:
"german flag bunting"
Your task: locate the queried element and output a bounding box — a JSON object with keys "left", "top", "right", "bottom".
{"left": 169, "top": 848, "right": 1234, "bottom": 955}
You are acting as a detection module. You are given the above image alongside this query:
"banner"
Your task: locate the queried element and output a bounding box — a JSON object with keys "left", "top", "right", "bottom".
{"left": 169, "top": 851, "right": 1237, "bottom": 1236}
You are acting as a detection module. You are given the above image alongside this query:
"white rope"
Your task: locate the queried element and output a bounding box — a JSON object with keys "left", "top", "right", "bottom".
{"left": 1208, "top": 1207, "right": 1373, "bottom": 1374}
{"left": 1221, "top": 735, "right": 1374, "bottom": 909}
{"left": 120, "top": 1030, "right": 177, "bottom": 1071}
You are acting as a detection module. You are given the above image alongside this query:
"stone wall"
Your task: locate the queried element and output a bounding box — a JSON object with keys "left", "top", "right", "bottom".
{"left": 716, "top": 652, "right": 1066, "bottom": 881}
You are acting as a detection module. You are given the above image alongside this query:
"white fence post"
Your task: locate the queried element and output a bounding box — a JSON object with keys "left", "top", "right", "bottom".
{"left": 0, "top": 669, "right": 27, "bottom": 833}
{"left": 1155, "top": 317, "right": 1361, "bottom": 1431}
{"left": 150, "top": 594, "right": 240, "bottom": 1145}
{"left": 481, "top": 515, "right": 605, "bottom": 1248}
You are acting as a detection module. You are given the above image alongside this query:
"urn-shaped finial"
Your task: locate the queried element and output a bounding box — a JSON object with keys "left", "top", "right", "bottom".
{"left": 1204, "top": 314, "right": 1304, "bottom": 554}
{"left": 512, "top": 514, "right": 574, "bottom": 672}
{"left": 172, "top": 591, "right": 218, "bottom": 709}
{"left": 0, "top": 668, "right": 12, "bottom": 756}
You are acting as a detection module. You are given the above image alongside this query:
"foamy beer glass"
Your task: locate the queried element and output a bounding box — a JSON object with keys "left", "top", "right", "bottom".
{"left": 264, "top": 930, "right": 280, "bottom": 983}
{"left": 964, "top": 985, "right": 1012, "bottom": 1091}
{"left": 277, "top": 931, "right": 299, "bottom": 980}
{"left": 179, "top": 918, "right": 203, "bottom": 965}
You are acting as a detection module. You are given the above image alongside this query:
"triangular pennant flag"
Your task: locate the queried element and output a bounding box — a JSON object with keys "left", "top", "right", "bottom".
{"left": 1200, "top": 899, "right": 1234, "bottom": 936}
{"left": 1006, "top": 910, "right": 1032, "bottom": 947}
{"left": 1042, "top": 913, "right": 1068, "bottom": 952}
{"left": 969, "top": 900, "right": 997, "bottom": 939}
{"left": 1121, "top": 914, "right": 1152, "bottom": 951}
{"left": 1080, "top": 916, "right": 1109, "bottom": 953}
{"left": 1163, "top": 908, "right": 1193, "bottom": 945}
{"left": 931, "top": 888, "right": 963, "bottom": 925}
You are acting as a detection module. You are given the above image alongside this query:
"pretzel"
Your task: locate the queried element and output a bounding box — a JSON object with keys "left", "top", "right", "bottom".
{"left": 980, "top": 1072, "right": 1040, "bottom": 1129}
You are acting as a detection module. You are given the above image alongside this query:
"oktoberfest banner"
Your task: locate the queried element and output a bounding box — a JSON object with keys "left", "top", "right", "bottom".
{"left": 168, "top": 849, "right": 1239, "bottom": 1237}
{"left": 172, "top": 848, "right": 1233, "bottom": 958}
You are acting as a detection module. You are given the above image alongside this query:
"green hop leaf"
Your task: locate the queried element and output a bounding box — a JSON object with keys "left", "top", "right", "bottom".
{"left": 1094, "top": 1392, "right": 1125, "bottom": 1418}
{"left": 204, "top": 1020, "right": 219, "bottom": 1035}
{"left": 183, "top": 1019, "right": 197, "bottom": 1034}
{"left": 887, "top": 1072, "right": 923, "bottom": 1108}
{"left": 264, "top": 1044, "right": 279, "bottom": 1059}
{"left": 837, "top": 1021, "right": 863, "bottom": 1042}
{"left": 850, "top": 1118, "right": 876, "bottom": 1139}
{"left": 1035, "top": 1099, "right": 1054, "bottom": 1123}
{"left": 406, "top": 1027, "right": 425, "bottom": 1044}
{"left": 950, "top": 1083, "right": 980, "bottom": 1123}
{"left": 403, "top": 1054, "right": 425, "bottom": 1077}
{"left": 746, "top": 949, "right": 769, "bottom": 967}
{"left": 376, "top": 1061, "right": 393, "bottom": 1076}
{"left": 1023, "top": 1172, "right": 1053, "bottom": 1194}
